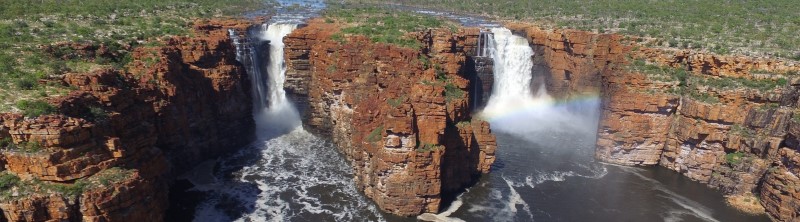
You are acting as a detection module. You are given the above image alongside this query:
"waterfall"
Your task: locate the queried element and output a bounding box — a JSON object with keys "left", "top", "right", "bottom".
{"left": 247, "top": 23, "right": 302, "bottom": 136}
{"left": 484, "top": 27, "right": 549, "bottom": 104}
{"left": 481, "top": 27, "right": 553, "bottom": 127}
{"left": 259, "top": 23, "right": 297, "bottom": 109}
{"left": 481, "top": 27, "right": 597, "bottom": 136}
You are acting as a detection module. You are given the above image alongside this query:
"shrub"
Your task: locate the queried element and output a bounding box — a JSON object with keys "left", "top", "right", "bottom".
{"left": 387, "top": 96, "right": 404, "bottom": 108}
{"left": 366, "top": 125, "right": 384, "bottom": 143}
{"left": 16, "top": 100, "right": 57, "bottom": 118}
{"left": 416, "top": 143, "right": 443, "bottom": 152}
{"left": 0, "top": 137, "right": 12, "bottom": 148}
{"left": 444, "top": 82, "right": 464, "bottom": 102}
{"left": 84, "top": 106, "right": 109, "bottom": 123}
{"left": 41, "top": 179, "right": 87, "bottom": 196}
{"left": 13, "top": 76, "right": 37, "bottom": 90}
{"left": 0, "top": 173, "right": 20, "bottom": 190}
{"left": 730, "top": 124, "right": 755, "bottom": 137}
{"left": 16, "top": 141, "right": 43, "bottom": 153}
{"left": 725, "top": 152, "right": 745, "bottom": 165}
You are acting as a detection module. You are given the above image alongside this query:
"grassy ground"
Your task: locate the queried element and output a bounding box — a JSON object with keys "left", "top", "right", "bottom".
{"left": 323, "top": 5, "right": 453, "bottom": 49}
{"left": 0, "top": 0, "right": 264, "bottom": 114}
{"left": 339, "top": 0, "right": 800, "bottom": 60}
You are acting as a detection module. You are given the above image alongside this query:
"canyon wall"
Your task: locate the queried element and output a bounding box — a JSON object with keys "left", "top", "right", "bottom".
{"left": 284, "top": 19, "right": 496, "bottom": 216}
{"left": 508, "top": 23, "right": 800, "bottom": 221}
{"left": 0, "top": 19, "right": 256, "bottom": 221}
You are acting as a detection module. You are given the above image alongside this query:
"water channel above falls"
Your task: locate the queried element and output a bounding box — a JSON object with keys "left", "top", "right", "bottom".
{"left": 171, "top": 2, "right": 772, "bottom": 221}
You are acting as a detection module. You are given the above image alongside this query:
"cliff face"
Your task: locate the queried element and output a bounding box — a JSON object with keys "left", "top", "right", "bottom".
{"left": 0, "top": 19, "right": 255, "bottom": 221}
{"left": 505, "top": 23, "right": 800, "bottom": 221}
{"left": 284, "top": 19, "right": 496, "bottom": 216}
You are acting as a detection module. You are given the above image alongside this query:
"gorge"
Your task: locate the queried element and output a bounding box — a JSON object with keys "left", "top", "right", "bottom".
{"left": 0, "top": 1, "right": 799, "bottom": 222}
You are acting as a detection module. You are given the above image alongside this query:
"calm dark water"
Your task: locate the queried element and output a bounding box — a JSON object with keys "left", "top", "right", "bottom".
{"left": 439, "top": 130, "right": 771, "bottom": 222}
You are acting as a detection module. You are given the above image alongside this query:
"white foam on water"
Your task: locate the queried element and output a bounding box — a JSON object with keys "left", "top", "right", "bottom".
{"left": 504, "top": 176, "right": 534, "bottom": 221}
{"left": 193, "top": 18, "right": 384, "bottom": 222}
{"left": 524, "top": 171, "right": 575, "bottom": 188}
{"left": 194, "top": 129, "right": 385, "bottom": 222}
{"left": 523, "top": 164, "right": 608, "bottom": 189}
{"left": 462, "top": 179, "right": 536, "bottom": 222}
{"left": 417, "top": 189, "right": 469, "bottom": 222}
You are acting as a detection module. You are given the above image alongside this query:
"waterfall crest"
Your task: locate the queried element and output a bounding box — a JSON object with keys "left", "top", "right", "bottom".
{"left": 481, "top": 28, "right": 553, "bottom": 133}
{"left": 485, "top": 27, "right": 539, "bottom": 102}
{"left": 480, "top": 27, "right": 597, "bottom": 136}
{"left": 250, "top": 23, "right": 301, "bottom": 136}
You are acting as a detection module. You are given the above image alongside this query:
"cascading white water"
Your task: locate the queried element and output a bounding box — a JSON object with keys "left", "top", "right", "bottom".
{"left": 259, "top": 23, "right": 296, "bottom": 109}
{"left": 480, "top": 28, "right": 559, "bottom": 135}
{"left": 485, "top": 28, "right": 537, "bottom": 102}
{"left": 251, "top": 23, "right": 302, "bottom": 135}
{"left": 195, "top": 20, "right": 385, "bottom": 221}
{"left": 481, "top": 27, "right": 599, "bottom": 137}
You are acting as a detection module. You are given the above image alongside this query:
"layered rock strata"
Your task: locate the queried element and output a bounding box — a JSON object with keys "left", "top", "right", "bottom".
{"left": 284, "top": 19, "right": 496, "bottom": 216}
{"left": 504, "top": 23, "right": 800, "bottom": 221}
{"left": 0, "top": 19, "right": 256, "bottom": 221}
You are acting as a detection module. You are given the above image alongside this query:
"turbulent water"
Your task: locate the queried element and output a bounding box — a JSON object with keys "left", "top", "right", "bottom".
{"left": 433, "top": 28, "right": 769, "bottom": 222}
{"left": 180, "top": 5, "right": 771, "bottom": 222}
{"left": 190, "top": 14, "right": 384, "bottom": 222}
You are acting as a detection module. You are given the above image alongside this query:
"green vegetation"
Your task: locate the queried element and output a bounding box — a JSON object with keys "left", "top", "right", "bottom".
{"left": 88, "top": 167, "right": 134, "bottom": 187}
{"left": 0, "top": 0, "right": 264, "bottom": 113}
{"left": 629, "top": 59, "right": 687, "bottom": 86}
{"left": 0, "top": 0, "right": 263, "bottom": 19}
{"left": 415, "top": 142, "right": 443, "bottom": 152}
{"left": 38, "top": 179, "right": 88, "bottom": 197}
{"left": 324, "top": 6, "right": 448, "bottom": 49}
{"left": 0, "top": 173, "right": 20, "bottom": 191}
{"left": 758, "top": 103, "right": 781, "bottom": 111}
{"left": 84, "top": 106, "right": 110, "bottom": 123}
{"left": 730, "top": 124, "right": 755, "bottom": 137}
{"left": 16, "top": 141, "right": 44, "bottom": 153}
{"left": 725, "top": 152, "right": 746, "bottom": 165}
{"left": 693, "top": 76, "right": 788, "bottom": 93}
{"left": 1, "top": 138, "right": 45, "bottom": 153}
{"left": 418, "top": 55, "right": 432, "bottom": 69}
{"left": 432, "top": 66, "right": 465, "bottom": 103}
{"left": 444, "top": 82, "right": 464, "bottom": 102}
{"left": 15, "top": 100, "right": 56, "bottom": 118}
{"left": 344, "top": 0, "right": 800, "bottom": 60}
{"left": 0, "top": 168, "right": 134, "bottom": 201}
{"left": 633, "top": 59, "right": 789, "bottom": 104}
{"left": 366, "top": 125, "right": 384, "bottom": 143}
{"left": 387, "top": 96, "right": 405, "bottom": 108}
{"left": 456, "top": 120, "right": 471, "bottom": 128}
{"left": 685, "top": 90, "right": 719, "bottom": 104}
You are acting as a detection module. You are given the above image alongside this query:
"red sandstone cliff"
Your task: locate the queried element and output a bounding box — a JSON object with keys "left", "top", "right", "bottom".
{"left": 0, "top": 19, "right": 256, "bottom": 221}
{"left": 284, "top": 19, "right": 496, "bottom": 216}
{"left": 507, "top": 22, "right": 800, "bottom": 221}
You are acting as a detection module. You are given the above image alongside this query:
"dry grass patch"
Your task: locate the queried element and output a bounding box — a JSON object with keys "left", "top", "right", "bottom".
{"left": 725, "top": 193, "right": 766, "bottom": 215}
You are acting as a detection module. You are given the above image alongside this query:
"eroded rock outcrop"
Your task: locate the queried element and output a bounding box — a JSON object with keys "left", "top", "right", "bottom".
{"left": 0, "top": 19, "right": 256, "bottom": 221}
{"left": 284, "top": 19, "right": 496, "bottom": 216}
{"left": 505, "top": 22, "right": 800, "bottom": 221}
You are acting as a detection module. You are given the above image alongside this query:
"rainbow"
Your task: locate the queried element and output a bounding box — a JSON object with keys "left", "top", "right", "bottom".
{"left": 478, "top": 93, "right": 602, "bottom": 123}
